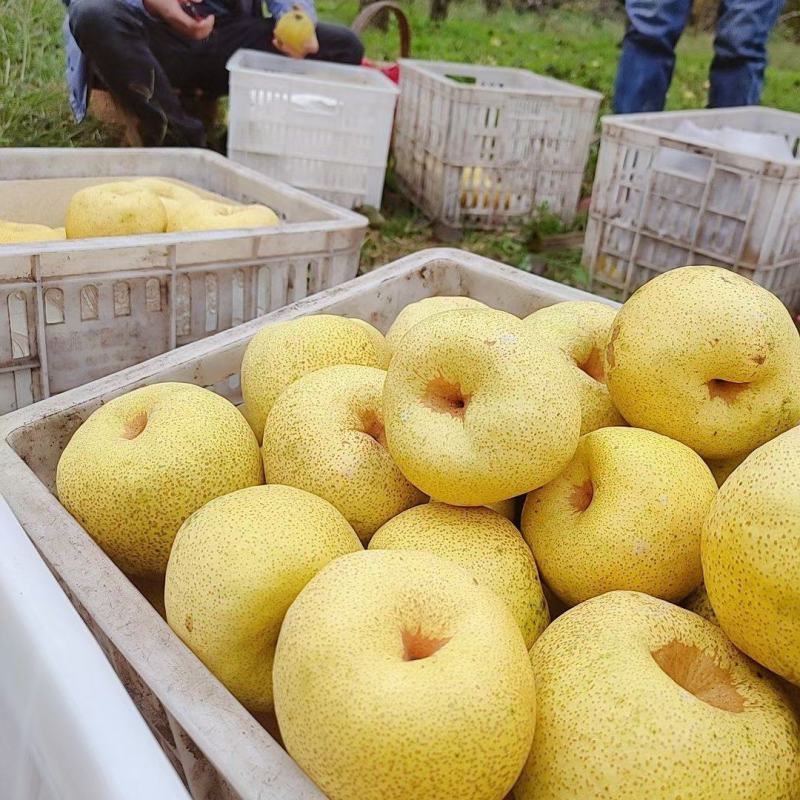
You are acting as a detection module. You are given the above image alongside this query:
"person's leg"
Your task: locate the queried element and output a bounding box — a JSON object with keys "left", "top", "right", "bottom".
{"left": 69, "top": 0, "right": 207, "bottom": 146}
{"left": 187, "top": 16, "right": 364, "bottom": 98}
{"left": 708, "top": 0, "right": 785, "bottom": 107}
{"left": 613, "top": 0, "right": 692, "bottom": 113}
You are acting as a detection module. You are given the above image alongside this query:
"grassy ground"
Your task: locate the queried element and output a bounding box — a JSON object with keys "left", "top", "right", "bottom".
{"left": 2, "top": 0, "right": 799, "bottom": 283}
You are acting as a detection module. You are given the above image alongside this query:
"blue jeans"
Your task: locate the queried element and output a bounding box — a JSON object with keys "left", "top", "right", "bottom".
{"left": 613, "top": 0, "right": 785, "bottom": 113}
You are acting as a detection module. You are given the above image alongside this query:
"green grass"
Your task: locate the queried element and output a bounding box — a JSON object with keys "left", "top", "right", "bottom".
{"left": 2, "top": 0, "right": 799, "bottom": 284}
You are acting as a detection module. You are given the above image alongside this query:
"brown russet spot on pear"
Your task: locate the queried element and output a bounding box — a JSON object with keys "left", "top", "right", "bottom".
{"left": 424, "top": 377, "right": 470, "bottom": 418}
{"left": 707, "top": 379, "right": 749, "bottom": 404}
{"left": 569, "top": 479, "right": 594, "bottom": 513}
{"left": 605, "top": 325, "right": 620, "bottom": 369}
{"left": 579, "top": 347, "right": 605, "bottom": 382}
{"left": 651, "top": 640, "right": 745, "bottom": 713}
{"left": 515, "top": 591, "right": 800, "bottom": 800}
{"left": 122, "top": 411, "right": 148, "bottom": 440}
{"left": 359, "top": 408, "right": 387, "bottom": 447}
{"left": 401, "top": 627, "right": 451, "bottom": 661}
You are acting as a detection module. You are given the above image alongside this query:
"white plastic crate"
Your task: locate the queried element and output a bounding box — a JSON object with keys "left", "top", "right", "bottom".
{"left": 0, "top": 248, "right": 614, "bottom": 800}
{"left": 393, "top": 59, "right": 602, "bottom": 233}
{"left": 583, "top": 107, "right": 800, "bottom": 310}
{"left": 0, "top": 497, "right": 191, "bottom": 800}
{"left": 0, "top": 147, "right": 367, "bottom": 414}
{"left": 227, "top": 50, "right": 399, "bottom": 209}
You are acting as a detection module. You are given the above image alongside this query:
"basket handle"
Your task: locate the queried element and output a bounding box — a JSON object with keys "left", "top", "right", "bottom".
{"left": 351, "top": 2, "right": 412, "bottom": 58}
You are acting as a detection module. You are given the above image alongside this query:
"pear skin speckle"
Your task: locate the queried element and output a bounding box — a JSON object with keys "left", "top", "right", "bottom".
{"left": 370, "top": 501, "right": 549, "bottom": 647}
{"left": 516, "top": 591, "right": 800, "bottom": 800}
{"left": 274, "top": 549, "right": 536, "bottom": 800}
{"left": 241, "top": 315, "right": 389, "bottom": 444}
{"left": 525, "top": 300, "right": 625, "bottom": 435}
{"left": 604, "top": 266, "right": 800, "bottom": 460}
{"left": 522, "top": 426, "right": 717, "bottom": 606}
{"left": 702, "top": 425, "right": 800, "bottom": 686}
{"left": 262, "top": 364, "right": 425, "bottom": 542}
{"left": 164, "top": 484, "right": 361, "bottom": 714}
{"left": 56, "top": 382, "right": 263, "bottom": 579}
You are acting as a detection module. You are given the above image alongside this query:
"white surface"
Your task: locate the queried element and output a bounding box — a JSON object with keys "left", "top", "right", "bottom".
{"left": 0, "top": 496, "right": 190, "bottom": 800}
{"left": 393, "top": 59, "right": 601, "bottom": 229}
{"left": 584, "top": 106, "right": 800, "bottom": 309}
{"left": 227, "top": 50, "right": 399, "bottom": 209}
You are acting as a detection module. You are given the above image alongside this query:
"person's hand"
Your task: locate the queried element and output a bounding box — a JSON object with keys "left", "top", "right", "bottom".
{"left": 143, "top": 0, "right": 215, "bottom": 40}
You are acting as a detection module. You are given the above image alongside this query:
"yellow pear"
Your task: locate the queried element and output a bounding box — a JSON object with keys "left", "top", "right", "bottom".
{"left": 385, "top": 296, "right": 489, "bottom": 356}
{"left": 383, "top": 308, "right": 581, "bottom": 506}
{"left": 0, "top": 220, "right": 66, "bottom": 244}
{"left": 262, "top": 364, "right": 425, "bottom": 542}
{"left": 702, "top": 425, "right": 800, "bottom": 685}
{"left": 516, "top": 591, "right": 800, "bottom": 800}
{"left": 167, "top": 198, "right": 279, "bottom": 232}
{"left": 605, "top": 266, "right": 800, "bottom": 460}
{"left": 273, "top": 549, "right": 536, "bottom": 800}
{"left": 274, "top": 6, "right": 318, "bottom": 56}
{"left": 130, "top": 177, "right": 199, "bottom": 205}
{"left": 486, "top": 495, "right": 517, "bottom": 520}
{"left": 164, "top": 484, "right": 361, "bottom": 714}
{"left": 524, "top": 300, "right": 624, "bottom": 434}
{"left": 521, "top": 426, "right": 716, "bottom": 606}
{"left": 682, "top": 584, "right": 719, "bottom": 626}
{"left": 240, "top": 314, "right": 388, "bottom": 443}
{"left": 369, "top": 502, "right": 549, "bottom": 648}
{"left": 130, "top": 177, "right": 201, "bottom": 227}
{"left": 66, "top": 181, "right": 167, "bottom": 238}
{"left": 56, "top": 382, "right": 263, "bottom": 579}
{"left": 705, "top": 451, "right": 747, "bottom": 487}
{"left": 429, "top": 494, "right": 518, "bottom": 521}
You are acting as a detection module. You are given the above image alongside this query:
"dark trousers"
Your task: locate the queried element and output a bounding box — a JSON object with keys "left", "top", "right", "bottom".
{"left": 613, "top": 0, "right": 785, "bottom": 113}
{"left": 69, "top": 0, "right": 364, "bottom": 146}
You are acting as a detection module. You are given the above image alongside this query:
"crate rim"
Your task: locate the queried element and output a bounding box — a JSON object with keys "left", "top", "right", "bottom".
{"left": 0, "top": 247, "right": 615, "bottom": 433}
{"left": 398, "top": 58, "right": 603, "bottom": 102}
{"left": 0, "top": 147, "right": 368, "bottom": 258}
{"left": 227, "top": 48, "right": 400, "bottom": 96}
{"left": 599, "top": 107, "right": 800, "bottom": 169}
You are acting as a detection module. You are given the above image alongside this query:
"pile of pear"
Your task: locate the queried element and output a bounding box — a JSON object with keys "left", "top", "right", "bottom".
{"left": 0, "top": 177, "right": 279, "bottom": 244}
{"left": 57, "top": 265, "right": 800, "bottom": 800}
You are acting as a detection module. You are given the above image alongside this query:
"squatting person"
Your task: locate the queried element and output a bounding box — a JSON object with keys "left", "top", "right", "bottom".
{"left": 63, "top": 0, "right": 364, "bottom": 146}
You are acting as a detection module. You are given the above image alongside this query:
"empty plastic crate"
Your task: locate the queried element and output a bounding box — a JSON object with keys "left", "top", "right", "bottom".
{"left": 0, "top": 248, "right": 614, "bottom": 800}
{"left": 227, "top": 50, "right": 399, "bottom": 209}
{"left": 393, "top": 59, "right": 602, "bottom": 233}
{"left": 583, "top": 107, "right": 800, "bottom": 310}
{"left": 0, "top": 147, "right": 366, "bottom": 414}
